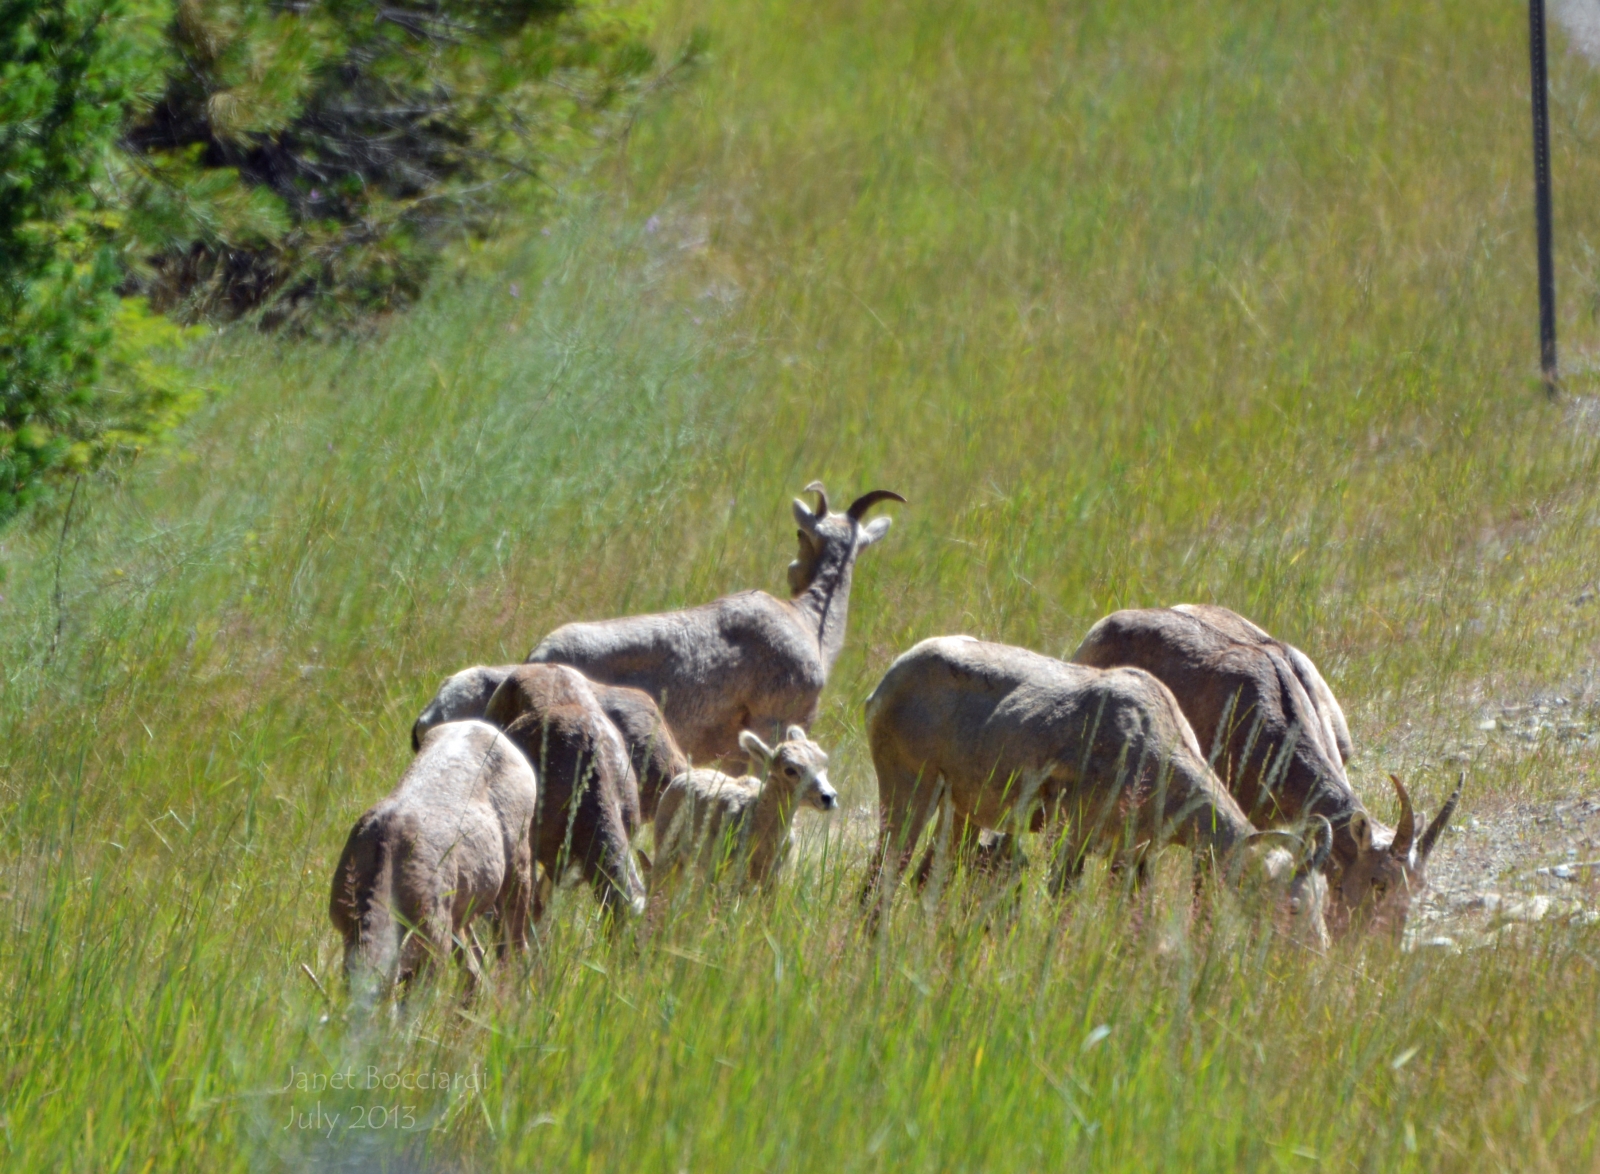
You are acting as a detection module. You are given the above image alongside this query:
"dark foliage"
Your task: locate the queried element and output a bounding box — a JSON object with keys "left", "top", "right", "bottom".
{"left": 118, "top": 0, "right": 671, "bottom": 327}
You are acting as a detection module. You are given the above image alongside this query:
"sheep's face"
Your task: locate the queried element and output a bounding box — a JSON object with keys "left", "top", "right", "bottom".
{"left": 1328, "top": 829, "right": 1416, "bottom": 941}
{"left": 1327, "top": 775, "right": 1461, "bottom": 941}
{"left": 788, "top": 527, "right": 823, "bottom": 595}
{"left": 787, "top": 482, "right": 902, "bottom": 596}
{"left": 739, "top": 726, "right": 838, "bottom": 811}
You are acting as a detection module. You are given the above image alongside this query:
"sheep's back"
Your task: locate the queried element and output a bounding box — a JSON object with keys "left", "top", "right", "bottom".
{"left": 654, "top": 770, "right": 758, "bottom": 870}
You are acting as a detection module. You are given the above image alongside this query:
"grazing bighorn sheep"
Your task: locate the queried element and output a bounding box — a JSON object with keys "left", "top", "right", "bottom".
{"left": 1339, "top": 773, "right": 1461, "bottom": 939}
{"left": 652, "top": 726, "right": 837, "bottom": 889}
{"left": 411, "top": 665, "right": 513, "bottom": 753}
{"left": 414, "top": 664, "right": 688, "bottom": 819}
{"left": 483, "top": 664, "right": 647, "bottom": 921}
{"left": 526, "top": 482, "right": 905, "bottom": 763}
{"left": 329, "top": 721, "right": 536, "bottom": 998}
{"left": 590, "top": 680, "right": 691, "bottom": 821}
{"left": 1235, "top": 816, "right": 1334, "bottom": 951}
{"left": 860, "top": 637, "right": 1332, "bottom": 920}
{"left": 1070, "top": 604, "right": 1460, "bottom": 936}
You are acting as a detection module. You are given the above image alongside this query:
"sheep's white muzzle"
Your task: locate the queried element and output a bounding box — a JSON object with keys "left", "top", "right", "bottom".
{"left": 807, "top": 773, "right": 839, "bottom": 812}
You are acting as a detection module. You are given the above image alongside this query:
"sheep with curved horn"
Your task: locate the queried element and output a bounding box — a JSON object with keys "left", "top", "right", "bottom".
{"left": 1335, "top": 773, "right": 1463, "bottom": 938}
{"left": 527, "top": 482, "right": 906, "bottom": 764}
{"left": 1070, "top": 603, "right": 1462, "bottom": 936}
{"left": 860, "top": 635, "right": 1335, "bottom": 944}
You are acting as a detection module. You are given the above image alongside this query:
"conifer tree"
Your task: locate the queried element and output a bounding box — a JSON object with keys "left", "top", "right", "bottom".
{"left": 120, "top": 0, "right": 671, "bottom": 326}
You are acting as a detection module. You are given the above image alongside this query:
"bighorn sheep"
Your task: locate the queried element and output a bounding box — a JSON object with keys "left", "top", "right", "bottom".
{"left": 526, "top": 482, "right": 905, "bottom": 763}
{"left": 1070, "top": 604, "right": 1460, "bottom": 935}
{"left": 589, "top": 679, "right": 691, "bottom": 821}
{"left": 652, "top": 726, "right": 837, "bottom": 889}
{"left": 412, "top": 665, "right": 511, "bottom": 753}
{"left": 329, "top": 720, "right": 536, "bottom": 997}
{"left": 483, "top": 664, "right": 647, "bottom": 920}
{"left": 860, "top": 636, "right": 1331, "bottom": 922}
{"left": 1338, "top": 773, "right": 1461, "bottom": 939}
{"left": 1236, "top": 816, "right": 1334, "bottom": 951}
{"left": 414, "top": 664, "right": 687, "bottom": 818}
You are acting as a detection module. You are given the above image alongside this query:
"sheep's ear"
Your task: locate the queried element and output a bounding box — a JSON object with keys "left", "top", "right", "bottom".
{"left": 739, "top": 730, "right": 773, "bottom": 765}
{"left": 1348, "top": 810, "right": 1372, "bottom": 852}
{"left": 857, "top": 515, "right": 892, "bottom": 548}
{"left": 785, "top": 724, "right": 808, "bottom": 744}
{"left": 793, "top": 499, "right": 820, "bottom": 533}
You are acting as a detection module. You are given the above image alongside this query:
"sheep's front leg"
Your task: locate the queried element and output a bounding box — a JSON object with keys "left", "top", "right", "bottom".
{"left": 1042, "top": 814, "right": 1090, "bottom": 899}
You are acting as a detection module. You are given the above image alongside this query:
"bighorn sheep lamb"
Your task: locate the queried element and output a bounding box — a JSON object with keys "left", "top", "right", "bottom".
{"left": 860, "top": 636, "right": 1332, "bottom": 921}
{"left": 483, "top": 664, "right": 647, "bottom": 920}
{"left": 1070, "top": 604, "right": 1460, "bottom": 935}
{"left": 652, "top": 726, "right": 838, "bottom": 889}
{"left": 414, "top": 664, "right": 688, "bottom": 819}
{"left": 526, "top": 482, "right": 905, "bottom": 763}
{"left": 329, "top": 720, "right": 537, "bottom": 997}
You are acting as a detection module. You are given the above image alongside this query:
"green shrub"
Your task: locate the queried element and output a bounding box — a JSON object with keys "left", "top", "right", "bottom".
{"left": 1, "top": 0, "right": 685, "bottom": 524}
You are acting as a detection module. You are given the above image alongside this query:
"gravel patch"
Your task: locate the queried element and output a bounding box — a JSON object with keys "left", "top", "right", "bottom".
{"left": 1408, "top": 794, "right": 1600, "bottom": 950}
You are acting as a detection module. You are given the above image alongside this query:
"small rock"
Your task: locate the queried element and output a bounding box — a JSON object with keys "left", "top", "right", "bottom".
{"left": 1479, "top": 719, "right": 1498, "bottom": 732}
{"left": 1502, "top": 896, "right": 1551, "bottom": 923}
{"left": 1419, "top": 936, "right": 1458, "bottom": 952}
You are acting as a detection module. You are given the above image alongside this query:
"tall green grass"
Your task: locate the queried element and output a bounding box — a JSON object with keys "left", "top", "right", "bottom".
{"left": 5, "top": 0, "right": 1600, "bottom": 1166}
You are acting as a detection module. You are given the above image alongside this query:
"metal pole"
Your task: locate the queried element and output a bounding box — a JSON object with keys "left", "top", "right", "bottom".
{"left": 1529, "top": 0, "right": 1558, "bottom": 392}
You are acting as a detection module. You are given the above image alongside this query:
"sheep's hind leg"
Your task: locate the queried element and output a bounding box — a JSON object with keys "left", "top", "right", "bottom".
{"left": 499, "top": 840, "right": 534, "bottom": 958}
{"left": 581, "top": 805, "right": 648, "bottom": 929}
{"left": 456, "top": 919, "right": 486, "bottom": 1003}
{"left": 912, "top": 804, "right": 982, "bottom": 892}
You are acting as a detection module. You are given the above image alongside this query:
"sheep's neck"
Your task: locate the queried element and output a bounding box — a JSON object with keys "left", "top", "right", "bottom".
{"left": 745, "top": 776, "right": 797, "bottom": 881}
{"left": 1300, "top": 773, "right": 1361, "bottom": 825}
{"left": 791, "top": 543, "right": 857, "bottom": 674}
{"left": 1196, "top": 794, "right": 1255, "bottom": 859}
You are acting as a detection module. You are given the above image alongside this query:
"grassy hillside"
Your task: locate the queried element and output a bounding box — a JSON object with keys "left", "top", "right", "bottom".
{"left": 6, "top": 0, "right": 1600, "bottom": 1167}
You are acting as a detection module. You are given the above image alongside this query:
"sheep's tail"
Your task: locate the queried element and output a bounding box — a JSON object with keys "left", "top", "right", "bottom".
{"left": 863, "top": 674, "right": 890, "bottom": 732}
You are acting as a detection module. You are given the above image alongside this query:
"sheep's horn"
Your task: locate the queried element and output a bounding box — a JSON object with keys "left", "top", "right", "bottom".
{"left": 1389, "top": 773, "right": 1415, "bottom": 859}
{"left": 802, "top": 480, "right": 828, "bottom": 517}
{"left": 1244, "top": 829, "right": 1299, "bottom": 845}
{"left": 1416, "top": 772, "right": 1463, "bottom": 863}
{"left": 1303, "top": 815, "right": 1334, "bottom": 874}
{"left": 847, "top": 489, "right": 907, "bottom": 520}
